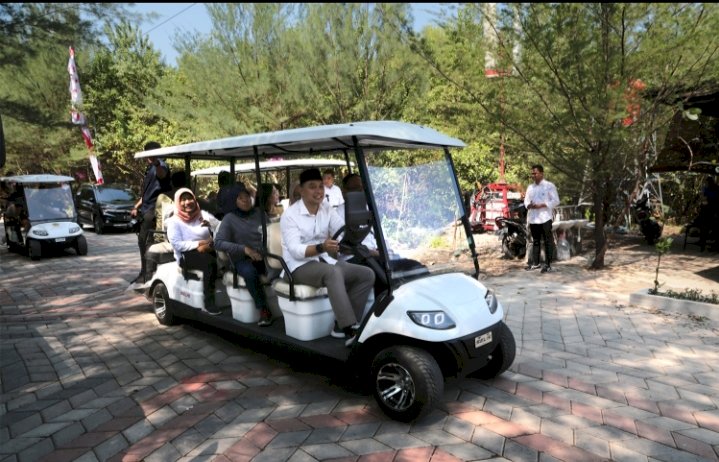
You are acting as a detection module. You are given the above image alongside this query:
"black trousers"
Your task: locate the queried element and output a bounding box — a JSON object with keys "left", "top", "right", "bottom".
{"left": 529, "top": 220, "right": 554, "bottom": 267}
{"left": 137, "top": 209, "right": 156, "bottom": 276}
{"left": 182, "top": 249, "right": 218, "bottom": 296}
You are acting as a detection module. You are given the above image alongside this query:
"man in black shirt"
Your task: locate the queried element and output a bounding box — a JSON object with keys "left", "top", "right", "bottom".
{"left": 130, "top": 141, "right": 171, "bottom": 284}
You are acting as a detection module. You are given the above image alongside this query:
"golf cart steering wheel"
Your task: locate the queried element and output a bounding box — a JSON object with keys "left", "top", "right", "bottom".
{"left": 332, "top": 225, "right": 389, "bottom": 286}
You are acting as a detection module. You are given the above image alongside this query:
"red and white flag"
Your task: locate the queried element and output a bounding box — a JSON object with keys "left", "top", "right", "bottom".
{"left": 68, "top": 46, "right": 103, "bottom": 184}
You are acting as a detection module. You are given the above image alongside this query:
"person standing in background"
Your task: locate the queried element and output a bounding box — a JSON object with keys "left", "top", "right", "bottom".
{"left": 323, "top": 169, "right": 345, "bottom": 210}
{"left": 130, "top": 141, "right": 171, "bottom": 284}
{"left": 524, "top": 164, "right": 560, "bottom": 273}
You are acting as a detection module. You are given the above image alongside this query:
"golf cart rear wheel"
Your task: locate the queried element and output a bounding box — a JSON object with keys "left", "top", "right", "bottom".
{"left": 371, "top": 346, "right": 443, "bottom": 422}
{"left": 75, "top": 235, "right": 88, "bottom": 255}
{"left": 93, "top": 215, "right": 104, "bottom": 234}
{"left": 472, "top": 322, "right": 516, "bottom": 379}
{"left": 152, "top": 282, "right": 176, "bottom": 326}
{"left": 28, "top": 239, "right": 41, "bottom": 260}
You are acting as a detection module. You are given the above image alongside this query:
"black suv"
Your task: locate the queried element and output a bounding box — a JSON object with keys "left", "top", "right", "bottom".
{"left": 75, "top": 183, "right": 137, "bottom": 234}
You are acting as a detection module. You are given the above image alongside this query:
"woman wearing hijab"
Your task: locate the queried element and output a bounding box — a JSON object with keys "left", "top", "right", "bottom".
{"left": 166, "top": 188, "right": 221, "bottom": 313}
{"left": 215, "top": 183, "right": 273, "bottom": 326}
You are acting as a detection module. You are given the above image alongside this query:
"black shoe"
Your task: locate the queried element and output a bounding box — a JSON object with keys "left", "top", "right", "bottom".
{"left": 131, "top": 272, "right": 146, "bottom": 284}
{"left": 541, "top": 265, "right": 552, "bottom": 273}
{"left": 204, "top": 295, "right": 222, "bottom": 315}
{"left": 525, "top": 264, "right": 540, "bottom": 271}
{"left": 258, "top": 308, "right": 273, "bottom": 327}
{"left": 331, "top": 322, "right": 345, "bottom": 338}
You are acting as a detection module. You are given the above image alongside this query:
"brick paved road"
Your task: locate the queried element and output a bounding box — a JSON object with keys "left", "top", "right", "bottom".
{"left": 1, "top": 230, "right": 718, "bottom": 461}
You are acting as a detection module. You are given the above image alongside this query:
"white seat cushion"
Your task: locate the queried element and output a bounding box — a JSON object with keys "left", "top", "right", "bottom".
{"left": 272, "top": 279, "right": 328, "bottom": 299}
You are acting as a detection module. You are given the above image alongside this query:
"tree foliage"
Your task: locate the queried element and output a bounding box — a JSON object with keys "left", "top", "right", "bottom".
{"left": 2, "top": 3, "right": 718, "bottom": 269}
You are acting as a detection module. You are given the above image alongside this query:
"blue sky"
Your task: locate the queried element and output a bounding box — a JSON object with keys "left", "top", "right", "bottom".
{"left": 130, "top": 3, "right": 452, "bottom": 66}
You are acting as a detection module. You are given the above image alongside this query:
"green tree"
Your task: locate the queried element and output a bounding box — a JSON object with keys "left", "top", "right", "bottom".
{"left": 82, "top": 20, "right": 169, "bottom": 184}
{"left": 0, "top": 3, "right": 130, "bottom": 175}
{"left": 401, "top": 3, "right": 719, "bottom": 268}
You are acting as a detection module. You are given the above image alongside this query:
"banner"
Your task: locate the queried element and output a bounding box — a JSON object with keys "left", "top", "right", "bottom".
{"left": 68, "top": 46, "right": 104, "bottom": 184}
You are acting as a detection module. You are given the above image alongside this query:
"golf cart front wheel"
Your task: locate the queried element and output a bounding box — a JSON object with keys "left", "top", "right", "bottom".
{"left": 28, "top": 239, "right": 41, "bottom": 260}
{"left": 75, "top": 235, "right": 88, "bottom": 256}
{"left": 152, "top": 282, "right": 176, "bottom": 326}
{"left": 371, "top": 346, "right": 443, "bottom": 422}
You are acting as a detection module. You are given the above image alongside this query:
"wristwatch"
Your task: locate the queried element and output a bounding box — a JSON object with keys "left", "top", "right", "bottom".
{"left": 315, "top": 243, "right": 324, "bottom": 253}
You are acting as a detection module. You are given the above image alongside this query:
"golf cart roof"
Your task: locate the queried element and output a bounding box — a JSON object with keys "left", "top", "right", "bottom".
{"left": 135, "top": 121, "right": 466, "bottom": 160}
{"left": 0, "top": 174, "right": 75, "bottom": 184}
{"left": 190, "top": 158, "right": 353, "bottom": 178}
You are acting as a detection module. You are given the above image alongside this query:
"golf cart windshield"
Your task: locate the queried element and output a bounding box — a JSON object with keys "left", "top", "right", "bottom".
{"left": 25, "top": 183, "right": 76, "bottom": 221}
{"left": 365, "top": 150, "right": 474, "bottom": 280}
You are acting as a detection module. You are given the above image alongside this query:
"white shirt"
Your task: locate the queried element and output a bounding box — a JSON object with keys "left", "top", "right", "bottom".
{"left": 324, "top": 184, "right": 345, "bottom": 208}
{"left": 524, "top": 179, "right": 560, "bottom": 225}
{"left": 166, "top": 210, "right": 220, "bottom": 262}
{"left": 280, "top": 199, "right": 344, "bottom": 273}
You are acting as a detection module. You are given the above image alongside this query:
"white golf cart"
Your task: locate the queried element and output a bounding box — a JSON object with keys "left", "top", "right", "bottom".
{"left": 132, "top": 121, "right": 516, "bottom": 422}
{"left": 2, "top": 174, "right": 87, "bottom": 260}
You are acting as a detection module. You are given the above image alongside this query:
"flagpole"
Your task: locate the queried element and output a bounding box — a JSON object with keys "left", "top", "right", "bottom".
{"left": 68, "top": 46, "right": 104, "bottom": 185}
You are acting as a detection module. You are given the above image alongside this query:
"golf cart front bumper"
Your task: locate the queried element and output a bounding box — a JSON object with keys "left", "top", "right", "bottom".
{"left": 445, "top": 321, "right": 503, "bottom": 377}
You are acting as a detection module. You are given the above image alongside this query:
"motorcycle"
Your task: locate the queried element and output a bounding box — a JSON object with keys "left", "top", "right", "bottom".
{"left": 631, "top": 191, "right": 663, "bottom": 245}
{"left": 495, "top": 204, "right": 528, "bottom": 259}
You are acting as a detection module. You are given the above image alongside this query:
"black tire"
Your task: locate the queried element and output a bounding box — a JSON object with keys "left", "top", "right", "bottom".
{"left": 472, "top": 322, "right": 516, "bottom": 379}
{"left": 75, "top": 235, "right": 88, "bottom": 256}
{"left": 93, "top": 214, "right": 104, "bottom": 234}
{"left": 152, "top": 282, "right": 176, "bottom": 326}
{"left": 370, "top": 346, "right": 443, "bottom": 422}
{"left": 28, "top": 239, "right": 41, "bottom": 260}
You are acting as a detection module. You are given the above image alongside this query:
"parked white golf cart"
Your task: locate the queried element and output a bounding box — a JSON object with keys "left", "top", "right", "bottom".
{"left": 132, "top": 121, "right": 516, "bottom": 422}
{"left": 2, "top": 174, "right": 87, "bottom": 260}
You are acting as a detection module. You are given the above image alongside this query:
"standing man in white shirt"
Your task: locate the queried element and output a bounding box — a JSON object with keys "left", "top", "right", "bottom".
{"left": 524, "top": 164, "right": 560, "bottom": 273}
{"left": 281, "top": 168, "right": 375, "bottom": 346}
{"left": 323, "top": 169, "right": 345, "bottom": 210}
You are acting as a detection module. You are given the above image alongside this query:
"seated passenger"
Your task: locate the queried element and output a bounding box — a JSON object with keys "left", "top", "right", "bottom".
{"left": 153, "top": 171, "right": 187, "bottom": 244}
{"left": 289, "top": 181, "right": 302, "bottom": 206}
{"left": 214, "top": 184, "right": 273, "bottom": 327}
{"left": 258, "top": 183, "right": 283, "bottom": 222}
{"left": 215, "top": 170, "right": 235, "bottom": 220}
{"left": 166, "top": 188, "right": 221, "bottom": 313}
{"left": 281, "top": 168, "right": 375, "bottom": 346}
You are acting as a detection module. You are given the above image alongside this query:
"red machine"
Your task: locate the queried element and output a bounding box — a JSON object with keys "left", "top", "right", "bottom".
{"left": 469, "top": 182, "right": 524, "bottom": 233}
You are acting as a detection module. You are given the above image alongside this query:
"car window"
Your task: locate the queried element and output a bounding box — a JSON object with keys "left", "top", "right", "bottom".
{"left": 80, "top": 187, "right": 93, "bottom": 201}
{"left": 96, "top": 186, "right": 136, "bottom": 202}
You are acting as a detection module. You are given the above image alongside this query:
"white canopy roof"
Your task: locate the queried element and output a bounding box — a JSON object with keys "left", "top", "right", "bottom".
{"left": 0, "top": 174, "right": 75, "bottom": 184}
{"left": 135, "top": 121, "right": 465, "bottom": 160}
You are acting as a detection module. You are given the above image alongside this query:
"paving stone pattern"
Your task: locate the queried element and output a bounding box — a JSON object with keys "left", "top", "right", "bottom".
{"left": 1, "top": 231, "right": 718, "bottom": 461}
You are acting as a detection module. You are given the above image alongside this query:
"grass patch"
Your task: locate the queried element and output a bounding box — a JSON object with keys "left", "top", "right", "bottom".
{"left": 647, "top": 288, "right": 719, "bottom": 305}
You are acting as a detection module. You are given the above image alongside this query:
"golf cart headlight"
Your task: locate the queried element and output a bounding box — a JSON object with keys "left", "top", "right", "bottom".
{"left": 407, "top": 311, "right": 456, "bottom": 330}
{"left": 70, "top": 226, "right": 81, "bottom": 234}
{"left": 32, "top": 228, "right": 48, "bottom": 236}
{"left": 485, "top": 289, "right": 498, "bottom": 314}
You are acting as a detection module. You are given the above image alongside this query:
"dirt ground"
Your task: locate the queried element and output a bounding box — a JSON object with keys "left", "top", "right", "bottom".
{"left": 470, "top": 224, "right": 719, "bottom": 291}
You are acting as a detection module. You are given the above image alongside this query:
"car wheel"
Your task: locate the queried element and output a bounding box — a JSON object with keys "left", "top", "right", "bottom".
{"left": 501, "top": 236, "right": 514, "bottom": 259}
{"left": 471, "top": 322, "right": 516, "bottom": 380}
{"left": 75, "top": 235, "right": 88, "bottom": 256}
{"left": 371, "top": 346, "right": 443, "bottom": 422}
{"left": 152, "top": 282, "right": 176, "bottom": 326}
{"left": 93, "top": 214, "right": 104, "bottom": 234}
{"left": 28, "top": 239, "right": 41, "bottom": 260}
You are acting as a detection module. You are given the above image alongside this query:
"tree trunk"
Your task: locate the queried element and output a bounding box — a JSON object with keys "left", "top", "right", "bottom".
{"left": 590, "top": 186, "right": 607, "bottom": 269}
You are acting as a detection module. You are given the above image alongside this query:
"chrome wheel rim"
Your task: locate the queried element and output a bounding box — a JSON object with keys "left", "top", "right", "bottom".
{"left": 153, "top": 290, "right": 167, "bottom": 318}
{"left": 376, "top": 362, "right": 415, "bottom": 412}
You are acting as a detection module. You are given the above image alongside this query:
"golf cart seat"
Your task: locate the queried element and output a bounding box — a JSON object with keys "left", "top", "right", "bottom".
{"left": 219, "top": 249, "right": 278, "bottom": 324}
{"left": 265, "top": 222, "right": 334, "bottom": 341}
